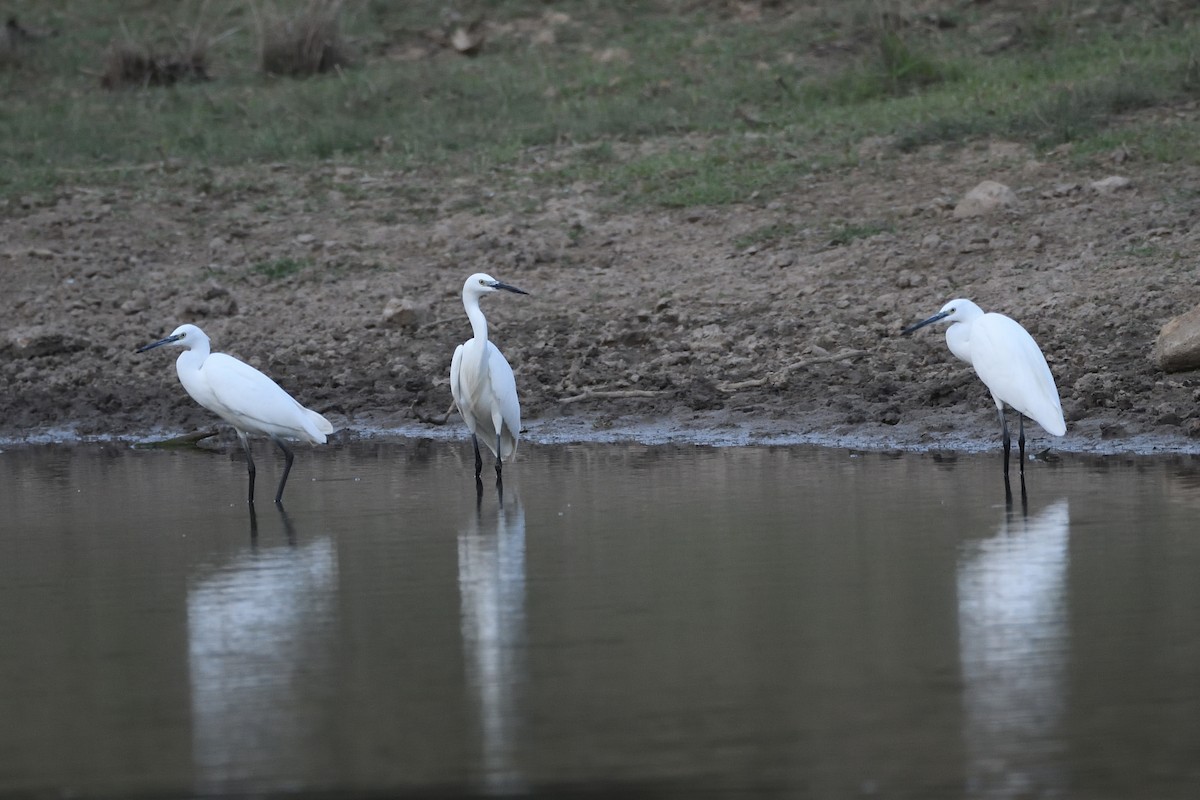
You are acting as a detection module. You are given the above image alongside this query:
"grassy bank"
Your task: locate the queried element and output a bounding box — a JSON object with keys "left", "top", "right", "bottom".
{"left": 1, "top": 1, "right": 1197, "bottom": 203}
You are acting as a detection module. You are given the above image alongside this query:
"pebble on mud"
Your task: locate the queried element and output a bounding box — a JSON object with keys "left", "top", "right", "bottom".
{"left": 952, "top": 180, "right": 1018, "bottom": 218}
{"left": 382, "top": 297, "right": 426, "bottom": 330}
{"left": 1155, "top": 304, "right": 1200, "bottom": 373}
{"left": 177, "top": 282, "right": 238, "bottom": 319}
{"left": 1089, "top": 175, "right": 1133, "bottom": 195}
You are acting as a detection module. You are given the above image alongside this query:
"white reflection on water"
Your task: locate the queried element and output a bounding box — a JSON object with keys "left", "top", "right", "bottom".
{"left": 458, "top": 488, "right": 528, "bottom": 794}
{"left": 186, "top": 516, "right": 337, "bottom": 790}
{"left": 957, "top": 498, "right": 1070, "bottom": 799}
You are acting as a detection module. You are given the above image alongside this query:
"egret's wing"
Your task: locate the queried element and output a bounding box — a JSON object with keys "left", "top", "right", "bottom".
{"left": 450, "top": 342, "right": 477, "bottom": 435}
{"left": 486, "top": 341, "right": 521, "bottom": 459}
{"left": 972, "top": 316, "right": 1065, "bottom": 436}
{"left": 204, "top": 353, "right": 324, "bottom": 441}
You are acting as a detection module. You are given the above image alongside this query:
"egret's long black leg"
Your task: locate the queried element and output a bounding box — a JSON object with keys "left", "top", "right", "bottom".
{"left": 273, "top": 438, "right": 295, "bottom": 506}
{"left": 1018, "top": 415, "right": 1026, "bottom": 476}
{"left": 495, "top": 432, "right": 503, "bottom": 478}
{"left": 239, "top": 432, "right": 257, "bottom": 505}
{"left": 473, "top": 434, "right": 483, "bottom": 479}
{"left": 999, "top": 408, "right": 1011, "bottom": 477}
{"left": 999, "top": 407, "right": 1013, "bottom": 502}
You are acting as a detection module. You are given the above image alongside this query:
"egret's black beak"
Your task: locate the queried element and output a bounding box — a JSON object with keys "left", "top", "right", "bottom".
{"left": 492, "top": 281, "right": 528, "bottom": 296}
{"left": 901, "top": 310, "right": 951, "bottom": 336}
{"left": 136, "top": 333, "right": 183, "bottom": 353}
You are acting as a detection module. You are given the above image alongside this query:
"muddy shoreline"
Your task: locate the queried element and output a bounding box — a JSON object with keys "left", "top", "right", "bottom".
{"left": 2, "top": 144, "right": 1199, "bottom": 455}
{"left": 6, "top": 409, "right": 1200, "bottom": 459}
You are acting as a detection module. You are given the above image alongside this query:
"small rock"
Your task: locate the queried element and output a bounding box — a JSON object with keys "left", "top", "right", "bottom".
{"left": 953, "top": 180, "right": 1018, "bottom": 218}
{"left": 203, "top": 281, "right": 231, "bottom": 301}
{"left": 1047, "top": 182, "right": 1081, "bottom": 198}
{"left": 1100, "top": 423, "right": 1127, "bottom": 440}
{"left": 1090, "top": 175, "right": 1132, "bottom": 194}
{"left": 416, "top": 351, "right": 442, "bottom": 374}
{"left": 295, "top": 233, "right": 317, "bottom": 245}
{"left": 120, "top": 292, "right": 149, "bottom": 316}
{"left": 177, "top": 287, "right": 237, "bottom": 319}
{"left": 382, "top": 297, "right": 426, "bottom": 330}
{"left": 1155, "top": 304, "right": 1200, "bottom": 372}
{"left": 1156, "top": 405, "right": 1182, "bottom": 426}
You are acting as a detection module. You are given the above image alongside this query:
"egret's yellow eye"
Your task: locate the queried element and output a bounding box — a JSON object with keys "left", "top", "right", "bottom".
{"left": 179, "top": 332, "right": 186, "bottom": 338}
{"left": 479, "top": 278, "right": 487, "bottom": 285}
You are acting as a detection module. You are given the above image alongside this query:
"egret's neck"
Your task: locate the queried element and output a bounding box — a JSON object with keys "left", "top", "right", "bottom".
{"left": 945, "top": 322, "right": 972, "bottom": 364}
{"left": 465, "top": 297, "right": 489, "bottom": 344}
{"left": 175, "top": 342, "right": 210, "bottom": 377}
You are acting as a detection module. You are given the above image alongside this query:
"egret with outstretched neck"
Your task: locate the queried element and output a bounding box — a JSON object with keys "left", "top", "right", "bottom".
{"left": 902, "top": 299, "right": 1065, "bottom": 484}
{"left": 137, "top": 324, "right": 332, "bottom": 505}
{"left": 450, "top": 273, "right": 528, "bottom": 482}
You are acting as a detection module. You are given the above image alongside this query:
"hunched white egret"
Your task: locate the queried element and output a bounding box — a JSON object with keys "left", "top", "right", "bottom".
{"left": 137, "top": 323, "right": 332, "bottom": 505}
{"left": 902, "top": 299, "right": 1066, "bottom": 482}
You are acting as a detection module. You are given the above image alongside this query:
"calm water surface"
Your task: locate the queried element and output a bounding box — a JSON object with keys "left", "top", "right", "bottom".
{"left": 1, "top": 438, "right": 1199, "bottom": 798}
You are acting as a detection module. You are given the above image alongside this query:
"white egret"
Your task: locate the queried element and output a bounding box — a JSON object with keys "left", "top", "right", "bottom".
{"left": 450, "top": 273, "right": 528, "bottom": 481}
{"left": 137, "top": 324, "right": 333, "bottom": 505}
{"left": 902, "top": 299, "right": 1065, "bottom": 479}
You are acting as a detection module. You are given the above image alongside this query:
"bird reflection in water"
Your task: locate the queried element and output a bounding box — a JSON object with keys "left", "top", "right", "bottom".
{"left": 248, "top": 503, "right": 297, "bottom": 547}
{"left": 957, "top": 498, "right": 1070, "bottom": 798}
{"left": 186, "top": 522, "right": 337, "bottom": 791}
{"left": 458, "top": 482, "right": 528, "bottom": 794}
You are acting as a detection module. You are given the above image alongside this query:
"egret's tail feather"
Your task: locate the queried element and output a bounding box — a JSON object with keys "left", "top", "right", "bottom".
{"left": 1039, "top": 413, "right": 1067, "bottom": 437}
{"left": 309, "top": 408, "right": 334, "bottom": 435}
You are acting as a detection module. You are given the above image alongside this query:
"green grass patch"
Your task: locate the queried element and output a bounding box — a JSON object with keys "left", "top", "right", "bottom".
{"left": 1123, "top": 244, "right": 1162, "bottom": 259}
{"left": 733, "top": 222, "right": 803, "bottom": 251}
{"left": 252, "top": 256, "right": 308, "bottom": 280}
{"left": 0, "top": 1, "right": 1197, "bottom": 205}
{"left": 827, "top": 220, "right": 893, "bottom": 246}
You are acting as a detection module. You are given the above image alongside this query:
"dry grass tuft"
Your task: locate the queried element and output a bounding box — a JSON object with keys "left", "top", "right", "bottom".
{"left": 100, "top": 44, "right": 209, "bottom": 88}
{"left": 100, "top": 20, "right": 210, "bottom": 89}
{"left": 1, "top": 16, "right": 39, "bottom": 67}
{"left": 257, "top": 0, "right": 350, "bottom": 77}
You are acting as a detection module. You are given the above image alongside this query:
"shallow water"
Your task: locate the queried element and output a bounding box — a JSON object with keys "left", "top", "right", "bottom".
{"left": 1, "top": 439, "right": 1199, "bottom": 798}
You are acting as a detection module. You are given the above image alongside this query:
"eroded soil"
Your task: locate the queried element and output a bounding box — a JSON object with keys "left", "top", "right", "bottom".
{"left": 2, "top": 135, "right": 1199, "bottom": 454}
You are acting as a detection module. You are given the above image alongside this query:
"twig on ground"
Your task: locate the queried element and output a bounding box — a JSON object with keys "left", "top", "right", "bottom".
{"left": 134, "top": 429, "right": 219, "bottom": 448}
{"left": 717, "top": 348, "right": 868, "bottom": 392}
{"left": 559, "top": 389, "right": 666, "bottom": 405}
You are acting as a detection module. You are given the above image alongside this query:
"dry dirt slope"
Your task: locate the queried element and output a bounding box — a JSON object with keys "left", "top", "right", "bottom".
{"left": 1, "top": 137, "right": 1199, "bottom": 452}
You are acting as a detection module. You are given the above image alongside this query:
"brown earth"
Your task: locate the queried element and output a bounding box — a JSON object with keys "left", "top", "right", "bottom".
{"left": 2, "top": 135, "right": 1199, "bottom": 454}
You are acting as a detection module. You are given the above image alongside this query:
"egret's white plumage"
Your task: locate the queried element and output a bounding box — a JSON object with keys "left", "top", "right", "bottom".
{"left": 450, "top": 273, "right": 527, "bottom": 479}
{"left": 903, "top": 299, "right": 1065, "bottom": 476}
{"left": 138, "top": 323, "right": 332, "bottom": 504}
